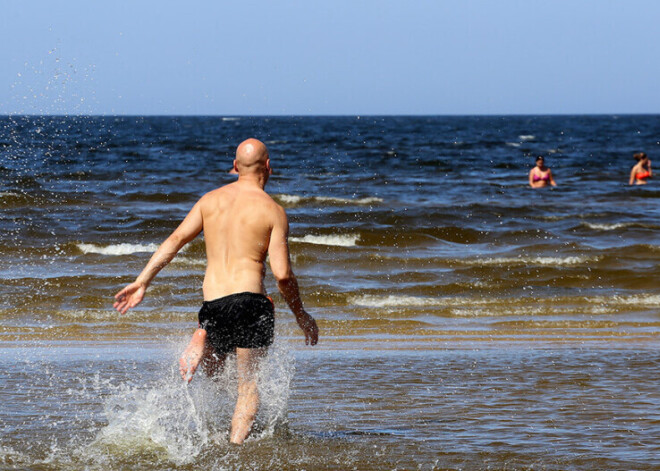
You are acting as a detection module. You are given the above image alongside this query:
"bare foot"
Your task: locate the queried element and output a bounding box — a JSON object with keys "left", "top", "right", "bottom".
{"left": 179, "top": 329, "right": 207, "bottom": 382}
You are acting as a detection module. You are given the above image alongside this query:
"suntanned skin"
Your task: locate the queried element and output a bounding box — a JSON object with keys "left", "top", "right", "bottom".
{"left": 629, "top": 154, "right": 652, "bottom": 185}
{"left": 113, "top": 138, "right": 319, "bottom": 445}
{"left": 529, "top": 157, "right": 557, "bottom": 188}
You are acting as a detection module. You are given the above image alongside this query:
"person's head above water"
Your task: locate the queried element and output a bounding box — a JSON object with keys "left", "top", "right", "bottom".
{"left": 535, "top": 156, "right": 545, "bottom": 167}
{"left": 233, "top": 138, "right": 271, "bottom": 181}
{"left": 634, "top": 152, "right": 648, "bottom": 163}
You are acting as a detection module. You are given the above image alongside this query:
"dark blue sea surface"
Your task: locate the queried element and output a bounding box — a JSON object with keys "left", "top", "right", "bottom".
{"left": 1, "top": 115, "right": 659, "bottom": 469}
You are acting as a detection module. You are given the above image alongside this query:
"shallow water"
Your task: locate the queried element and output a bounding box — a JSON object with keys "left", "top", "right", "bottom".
{"left": 1, "top": 342, "right": 659, "bottom": 470}
{"left": 1, "top": 115, "right": 659, "bottom": 469}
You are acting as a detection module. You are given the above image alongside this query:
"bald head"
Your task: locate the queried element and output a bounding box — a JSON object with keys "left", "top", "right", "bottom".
{"left": 235, "top": 138, "right": 270, "bottom": 175}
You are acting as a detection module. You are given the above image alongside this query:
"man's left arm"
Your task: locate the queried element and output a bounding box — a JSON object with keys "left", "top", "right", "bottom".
{"left": 113, "top": 199, "right": 204, "bottom": 314}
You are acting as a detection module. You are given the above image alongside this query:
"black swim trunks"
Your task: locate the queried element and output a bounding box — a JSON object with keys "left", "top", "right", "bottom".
{"left": 198, "top": 292, "right": 275, "bottom": 355}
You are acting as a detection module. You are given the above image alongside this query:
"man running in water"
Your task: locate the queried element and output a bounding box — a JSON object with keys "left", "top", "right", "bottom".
{"left": 113, "top": 138, "right": 319, "bottom": 444}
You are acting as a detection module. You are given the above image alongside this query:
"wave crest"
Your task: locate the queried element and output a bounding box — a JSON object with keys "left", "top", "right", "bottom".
{"left": 456, "top": 256, "right": 597, "bottom": 267}
{"left": 349, "top": 295, "right": 441, "bottom": 307}
{"left": 275, "top": 194, "right": 382, "bottom": 206}
{"left": 290, "top": 234, "right": 360, "bottom": 247}
{"left": 77, "top": 243, "right": 160, "bottom": 255}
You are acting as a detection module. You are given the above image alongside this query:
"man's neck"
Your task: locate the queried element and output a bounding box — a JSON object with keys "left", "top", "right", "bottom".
{"left": 237, "top": 173, "right": 267, "bottom": 190}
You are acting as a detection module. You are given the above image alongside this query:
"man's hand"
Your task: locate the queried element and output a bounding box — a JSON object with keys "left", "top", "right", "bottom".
{"left": 296, "top": 311, "right": 319, "bottom": 346}
{"left": 113, "top": 281, "right": 146, "bottom": 314}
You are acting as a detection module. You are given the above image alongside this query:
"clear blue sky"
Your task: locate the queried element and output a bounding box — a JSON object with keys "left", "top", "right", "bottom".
{"left": 1, "top": 0, "right": 659, "bottom": 115}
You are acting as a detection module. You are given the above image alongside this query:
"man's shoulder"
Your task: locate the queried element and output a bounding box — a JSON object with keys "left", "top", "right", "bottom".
{"left": 199, "top": 182, "right": 239, "bottom": 200}
{"left": 254, "top": 191, "right": 288, "bottom": 224}
{"left": 246, "top": 186, "right": 284, "bottom": 211}
{"left": 199, "top": 184, "right": 286, "bottom": 216}
{"left": 259, "top": 192, "right": 287, "bottom": 220}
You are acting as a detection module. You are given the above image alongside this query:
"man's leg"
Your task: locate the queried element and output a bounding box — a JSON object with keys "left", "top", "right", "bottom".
{"left": 179, "top": 329, "right": 207, "bottom": 382}
{"left": 179, "top": 329, "right": 227, "bottom": 381}
{"left": 201, "top": 342, "right": 227, "bottom": 379}
{"left": 230, "top": 347, "right": 267, "bottom": 444}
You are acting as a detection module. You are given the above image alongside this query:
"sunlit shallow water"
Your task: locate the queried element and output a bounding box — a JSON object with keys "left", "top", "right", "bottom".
{"left": 1, "top": 340, "right": 658, "bottom": 471}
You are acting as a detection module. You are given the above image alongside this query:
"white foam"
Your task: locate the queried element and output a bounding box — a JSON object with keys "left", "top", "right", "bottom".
{"left": 584, "top": 222, "right": 629, "bottom": 231}
{"left": 276, "top": 194, "right": 382, "bottom": 206}
{"left": 349, "top": 294, "right": 515, "bottom": 309}
{"left": 97, "top": 382, "right": 208, "bottom": 465}
{"left": 58, "top": 309, "right": 191, "bottom": 321}
{"left": 77, "top": 242, "right": 159, "bottom": 255}
{"left": 505, "top": 142, "right": 521, "bottom": 148}
{"left": 349, "top": 292, "right": 660, "bottom": 316}
{"left": 290, "top": 234, "right": 360, "bottom": 247}
{"left": 171, "top": 257, "right": 206, "bottom": 267}
{"left": 315, "top": 196, "right": 383, "bottom": 205}
{"left": 0, "top": 446, "right": 25, "bottom": 463}
{"left": 221, "top": 117, "right": 239, "bottom": 121}
{"left": 588, "top": 294, "right": 660, "bottom": 306}
{"left": 519, "top": 135, "right": 535, "bottom": 141}
{"left": 457, "top": 256, "right": 596, "bottom": 267}
{"left": 94, "top": 342, "right": 293, "bottom": 464}
{"left": 449, "top": 305, "right": 550, "bottom": 318}
{"left": 349, "top": 294, "right": 442, "bottom": 307}
{"left": 278, "top": 194, "right": 303, "bottom": 204}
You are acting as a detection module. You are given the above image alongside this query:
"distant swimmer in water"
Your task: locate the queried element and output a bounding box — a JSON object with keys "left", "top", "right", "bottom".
{"left": 113, "top": 138, "right": 319, "bottom": 445}
{"left": 629, "top": 152, "right": 652, "bottom": 185}
{"left": 529, "top": 156, "right": 557, "bottom": 188}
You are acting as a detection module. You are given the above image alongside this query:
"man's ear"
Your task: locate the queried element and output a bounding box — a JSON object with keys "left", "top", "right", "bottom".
{"left": 266, "top": 158, "right": 272, "bottom": 175}
{"left": 233, "top": 159, "right": 239, "bottom": 172}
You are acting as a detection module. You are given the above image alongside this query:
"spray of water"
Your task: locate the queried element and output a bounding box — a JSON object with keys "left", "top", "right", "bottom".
{"left": 85, "top": 340, "right": 295, "bottom": 466}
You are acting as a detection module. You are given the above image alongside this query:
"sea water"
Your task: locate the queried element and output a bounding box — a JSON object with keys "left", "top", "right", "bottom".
{"left": 1, "top": 115, "right": 659, "bottom": 469}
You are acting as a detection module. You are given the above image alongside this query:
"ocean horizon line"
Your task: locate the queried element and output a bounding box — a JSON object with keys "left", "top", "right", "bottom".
{"left": 2, "top": 112, "right": 659, "bottom": 118}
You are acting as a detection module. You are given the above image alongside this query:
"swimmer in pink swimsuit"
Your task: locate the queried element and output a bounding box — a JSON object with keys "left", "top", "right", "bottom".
{"left": 529, "top": 156, "right": 557, "bottom": 188}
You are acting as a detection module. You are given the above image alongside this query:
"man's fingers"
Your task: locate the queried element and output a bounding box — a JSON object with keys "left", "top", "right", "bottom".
{"left": 304, "top": 328, "right": 318, "bottom": 346}
{"left": 178, "top": 355, "right": 196, "bottom": 383}
{"left": 114, "top": 284, "right": 142, "bottom": 315}
{"left": 114, "top": 294, "right": 142, "bottom": 315}
{"left": 308, "top": 320, "right": 319, "bottom": 346}
{"left": 180, "top": 367, "right": 191, "bottom": 382}
{"left": 114, "top": 288, "right": 128, "bottom": 301}
{"left": 179, "top": 358, "right": 189, "bottom": 382}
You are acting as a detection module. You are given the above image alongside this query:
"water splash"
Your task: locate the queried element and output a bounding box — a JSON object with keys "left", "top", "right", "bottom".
{"left": 87, "top": 340, "right": 294, "bottom": 466}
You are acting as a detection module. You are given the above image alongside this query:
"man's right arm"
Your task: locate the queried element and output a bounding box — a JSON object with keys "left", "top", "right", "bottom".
{"left": 268, "top": 206, "right": 318, "bottom": 345}
{"left": 113, "top": 198, "right": 204, "bottom": 314}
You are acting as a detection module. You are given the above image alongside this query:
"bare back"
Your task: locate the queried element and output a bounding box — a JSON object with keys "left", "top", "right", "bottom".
{"left": 199, "top": 180, "right": 282, "bottom": 300}
{"left": 114, "top": 137, "right": 317, "bottom": 354}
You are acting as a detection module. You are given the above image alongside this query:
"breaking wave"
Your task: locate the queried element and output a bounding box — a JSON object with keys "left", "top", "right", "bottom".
{"left": 276, "top": 194, "right": 383, "bottom": 206}
{"left": 290, "top": 234, "right": 360, "bottom": 247}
